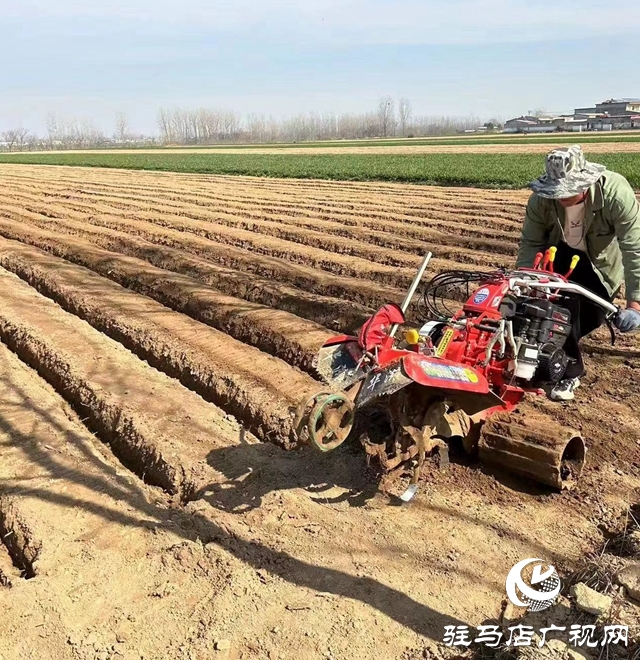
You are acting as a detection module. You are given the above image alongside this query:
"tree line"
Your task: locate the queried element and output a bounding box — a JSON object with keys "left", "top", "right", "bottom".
{"left": 0, "top": 98, "right": 501, "bottom": 151}
{"left": 156, "top": 97, "right": 495, "bottom": 144}
{"left": 0, "top": 112, "right": 151, "bottom": 151}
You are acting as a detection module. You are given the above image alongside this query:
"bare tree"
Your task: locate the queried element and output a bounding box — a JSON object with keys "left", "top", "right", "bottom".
{"left": 220, "top": 110, "right": 241, "bottom": 142}
{"left": 50, "top": 117, "right": 105, "bottom": 149}
{"left": 26, "top": 132, "right": 39, "bottom": 151}
{"left": 1, "top": 129, "right": 18, "bottom": 151}
{"left": 398, "top": 98, "right": 412, "bottom": 137}
{"left": 45, "top": 112, "right": 59, "bottom": 149}
{"left": 246, "top": 113, "right": 267, "bottom": 143}
{"left": 0, "top": 128, "right": 32, "bottom": 151}
{"left": 153, "top": 104, "right": 496, "bottom": 145}
{"left": 408, "top": 114, "right": 482, "bottom": 136}
{"left": 157, "top": 108, "right": 172, "bottom": 143}
{"left": 15, "top": 128, "right": 31, "bottom": 151}
{"left": 377, "top": 96, "right": 395, "bottom": 137}
{"left": 115, "top": 112, "right": 129, "bottom": 142}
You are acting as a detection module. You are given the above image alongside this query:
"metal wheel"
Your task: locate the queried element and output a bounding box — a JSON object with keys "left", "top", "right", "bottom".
{"left": 308, "top": 393, "right": 355, "bottom": 452}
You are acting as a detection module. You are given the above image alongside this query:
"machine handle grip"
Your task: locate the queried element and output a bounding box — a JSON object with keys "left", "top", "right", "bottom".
{"left": 532, "top": 252, "right": 544, "bottom": 269}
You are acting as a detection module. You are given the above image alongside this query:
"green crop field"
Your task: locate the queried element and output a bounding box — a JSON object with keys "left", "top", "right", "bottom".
{"left": 171, "top": 134, "right": 640, "bottom": 149}
{"left": 10, "top": 133, "right": 640, "bottom": 152}
{"left": 1, "top": 151, "right": 639, "bottom": 188}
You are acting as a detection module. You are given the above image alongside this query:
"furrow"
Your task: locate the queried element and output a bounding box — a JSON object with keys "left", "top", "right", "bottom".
{"left": 0, "top": 165, "right": 532, "bottom": 210}
{"left": 26, "top": 183, "right": 525, "bottom": 233}
{"left": 31, "top": 194, "right": 504, "bottom": 268}
{"left": 27, "top": 187, "right": 521, "bottom": 263}
{"left": 0, "top": 497, "right": 39, "bottom": 580}
{"left": 16, "top": 196, "right": 424, "bottom": 285}
{"left": 0, "top": 220, "right": 332, "bottom": 372}
{"left": 32, "top": 190, "right": 515, "bottom": 264}
{"left": 41, "top": 182, "right": 525, "bottom": 225}
{"left": 0, "top": 205, "right": 403, "bottom": 311}
{"left": 0, "top": 540, "right": 21, "bottom": 587}
{"left": 2, "top": 173, "right": 525, "bottom": 232}
{"left": 0, "top": 336, "right": 246, "bottom": 656}
{"left": 0, "top": 267, "right": 297, "bottom": 499}
{"left": 0, "top": 247, "right": 320, "bottom": 453}
{"left": 45, "top": 210, "right": 471, "bottom": 290}
{"left": 21, "top": 165, "right": 531, "bottom": 213}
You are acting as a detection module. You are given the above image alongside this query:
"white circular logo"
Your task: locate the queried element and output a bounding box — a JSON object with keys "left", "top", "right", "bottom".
{"left": 473, "top": 287, "right": 490, "bottom": 304}
{"left": 506, "top": 558, "right": 561, "bottom": 612}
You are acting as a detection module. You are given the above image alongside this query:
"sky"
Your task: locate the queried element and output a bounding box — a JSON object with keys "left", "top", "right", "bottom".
{"left": 1, "top": 0, "right": 639, "bottom": 135}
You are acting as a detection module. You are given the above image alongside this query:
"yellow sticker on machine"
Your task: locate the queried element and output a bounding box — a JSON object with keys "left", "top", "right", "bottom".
{"left": 435, "top": 328, "right": 454, "bottom": 357}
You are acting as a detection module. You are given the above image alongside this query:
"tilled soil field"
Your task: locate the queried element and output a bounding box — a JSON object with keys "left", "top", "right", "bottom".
{"left": 0, "top": 164, "right": 639, "bottom": 660}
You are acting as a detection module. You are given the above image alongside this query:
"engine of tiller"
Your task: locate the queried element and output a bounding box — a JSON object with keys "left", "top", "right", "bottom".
{"left": 423, "top": 269, "right": 573, "bottom": 398}
{"left": 297, "top": 250, "right": 601, "bottom": 494}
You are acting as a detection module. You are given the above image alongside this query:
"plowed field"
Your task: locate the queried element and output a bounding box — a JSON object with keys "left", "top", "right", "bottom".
{"left": 0, "top": 164, "right": 638, "bottom": 660}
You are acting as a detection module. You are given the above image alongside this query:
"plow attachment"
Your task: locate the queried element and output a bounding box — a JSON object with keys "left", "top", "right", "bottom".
{"left": 297, "top": 384, "right": 587, "bottom": 492}
{"left": 478, "top": 409, "right": 586, "bottom": 490}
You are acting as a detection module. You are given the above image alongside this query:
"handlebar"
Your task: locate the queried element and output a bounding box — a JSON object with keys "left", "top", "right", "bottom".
{"left": 508, "top": 273, "right": 619, "bottom": 316}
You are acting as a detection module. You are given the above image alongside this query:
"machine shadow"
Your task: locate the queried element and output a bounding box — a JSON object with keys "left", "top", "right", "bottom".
{"left": 198, "top": 428, "right": 553, "bottom": 518}
{"left": 197, "top": 434, "right": 381, "bottom": 513}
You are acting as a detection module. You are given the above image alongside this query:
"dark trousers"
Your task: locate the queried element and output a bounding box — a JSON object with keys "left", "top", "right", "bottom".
{"left": 553, "top": 242, "right": 612, "bottom": 379}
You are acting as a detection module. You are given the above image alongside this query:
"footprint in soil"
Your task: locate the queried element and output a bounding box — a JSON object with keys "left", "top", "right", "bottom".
{"left": 195, "top": 440, "right": 380, "bottom": 513}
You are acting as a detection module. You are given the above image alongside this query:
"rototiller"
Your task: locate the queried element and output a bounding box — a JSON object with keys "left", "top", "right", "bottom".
{"left": 296, "top": 248, "right": 619, "bottom": 497}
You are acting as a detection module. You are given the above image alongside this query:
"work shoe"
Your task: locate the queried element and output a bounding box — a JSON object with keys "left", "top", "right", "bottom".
{"left": 549, "top": 377, "right": 581, "bottom": 402}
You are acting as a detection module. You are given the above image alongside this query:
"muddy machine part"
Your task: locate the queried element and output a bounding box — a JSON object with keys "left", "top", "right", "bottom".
{"left": 478, "top": 410, "right": 586, "bottom": 490}
{"left": 305, "top": 251, "right": 434, "bottom": 453}
{"left": 306, "top": 392, "right": 355, "bottom": 452}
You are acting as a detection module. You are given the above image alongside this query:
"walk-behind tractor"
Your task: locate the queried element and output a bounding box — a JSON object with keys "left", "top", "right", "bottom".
{"left": 296, "top": 250, "right": 620, "bottom": 498}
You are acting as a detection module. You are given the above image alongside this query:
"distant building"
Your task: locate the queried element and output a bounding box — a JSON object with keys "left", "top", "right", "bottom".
{"left": 503, "top": 116, "right": 540, "bottom": 132}
{"left": 564, "top": 118, "right": 590, "bottom": 132}
{"left": 503, "top": 115, "right": 560, "bottom": 133}
{"left": 589, "top": 114, "right": 640, "bottom": 131}
{"left": 574, "top": 99, "right": 640, "bottom": 116}
{"left": 504, "top": 97, "right": 640, "bottom": 133}
{"left": 574, "top": 106, "right": 598, "bottom": 116}
{"left": 594, "top": 98, "right": 640, "bottom": 115}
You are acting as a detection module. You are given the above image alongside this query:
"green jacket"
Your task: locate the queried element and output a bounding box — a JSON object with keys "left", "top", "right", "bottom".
{"left": 516, "top": 170, "right": 640, "bottom": 302}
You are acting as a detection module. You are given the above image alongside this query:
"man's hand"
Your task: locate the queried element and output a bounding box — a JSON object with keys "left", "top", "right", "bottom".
{"left": 614, "top": 307, "right": 640, "bottom": 333}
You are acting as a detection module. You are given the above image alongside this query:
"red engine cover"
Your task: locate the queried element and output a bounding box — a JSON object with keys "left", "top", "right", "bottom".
{"left": 460, "top": 281, "right": 510, "bottom": 317}
{"left": 320, "top": 274, "right": 527, "bottom": 415}
{"left": 402, "top": 354, "right": 489, "bottom": 394}
{"left": 440, "top": 280, "right": 510, "bottom": 368}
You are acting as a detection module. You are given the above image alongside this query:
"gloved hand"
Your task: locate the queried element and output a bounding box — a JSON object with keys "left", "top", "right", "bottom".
{"left": 614, "top": 308, "right": 640, "bottom": 333}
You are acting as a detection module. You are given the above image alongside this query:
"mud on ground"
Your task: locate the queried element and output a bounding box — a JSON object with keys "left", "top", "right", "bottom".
{"left": 0, "top": 165, "right": 638, "bottom": 660}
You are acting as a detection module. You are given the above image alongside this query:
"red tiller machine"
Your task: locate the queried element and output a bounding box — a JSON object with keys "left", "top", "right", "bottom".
{"left": 296, "top": 249, "right": 620, "bottom": 498}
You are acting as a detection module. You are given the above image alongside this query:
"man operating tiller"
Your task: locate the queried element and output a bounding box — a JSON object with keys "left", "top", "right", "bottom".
{"left": 517, "top": 145, "right": 640, "bottom": 401}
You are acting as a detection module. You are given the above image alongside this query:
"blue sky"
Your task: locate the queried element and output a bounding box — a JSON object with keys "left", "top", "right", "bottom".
{"left": 1, "top": 0, "right": 639, "bottom": 135}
